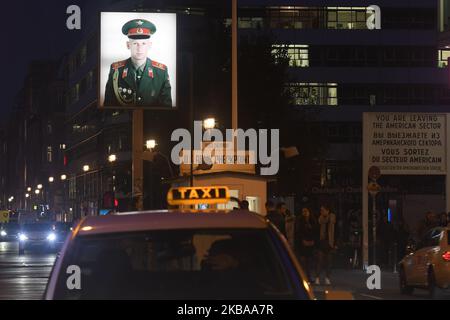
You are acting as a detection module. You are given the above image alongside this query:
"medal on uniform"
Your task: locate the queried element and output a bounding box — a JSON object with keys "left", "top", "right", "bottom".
{"left": 149, "top": 68, "right": 154, "bottom": 79}
{"left": 122, "top": 68, "right": 128, "bottom": 79}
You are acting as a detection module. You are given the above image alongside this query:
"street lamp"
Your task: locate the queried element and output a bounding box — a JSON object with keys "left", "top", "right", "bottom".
{"left": 108, "top": 154, "right": 117, "bottom": 163}
{"left": 49, "top": 177, "right": 54, "bottom": 183}
{"left": 146, "top": 139, "right": 157, "bottom": 151}
{"left": 83, "top": 165, "right": 90, "bottom": 172}
{"left": 25, "top": 193, "right": 30, "bottom": 198}
{"left": 203, "top": 118, "right": 216, "bottom": 130}
{"left": 35, "top": 189, "right": 40, "bottom": 195}
{"left": 27, "top": 187, "right": 32, "bottom": 192}
{"left": 37, "top": 184, "right": 43, "bottom": 190}
{"left": 61, "top": 174, "right": 67, "bottom": 181}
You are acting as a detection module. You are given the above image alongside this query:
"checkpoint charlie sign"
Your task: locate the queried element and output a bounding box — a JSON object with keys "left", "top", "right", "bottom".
{"left": 362, "top": 112, "right": 450, "bottom": 268}
{"left": 364, "top": 113, "right": 447, "bottom": 175}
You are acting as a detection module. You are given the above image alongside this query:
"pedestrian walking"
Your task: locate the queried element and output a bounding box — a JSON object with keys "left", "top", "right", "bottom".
{"left": 314, "top": 204, "right": 336, "bottom": 286}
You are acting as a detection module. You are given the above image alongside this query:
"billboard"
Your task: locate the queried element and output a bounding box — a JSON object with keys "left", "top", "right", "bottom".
{"left": 99, "top": 12, "right": 177, "bottom": 109}
{"left": 363, "top": 113, "right": 447, "bottom": 175}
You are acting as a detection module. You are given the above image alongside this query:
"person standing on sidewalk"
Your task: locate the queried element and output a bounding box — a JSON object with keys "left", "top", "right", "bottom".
{"left": 314, "top": 204, "right": 336, "bottom": 286}
{"left": 281, "top": 205, "right": 296, "bottom": 249}
{"left": 266, "top": 201, "right": 286, "bottom": 236}
{"left": 295, "top": 207, "right": 318, "bottom": 282}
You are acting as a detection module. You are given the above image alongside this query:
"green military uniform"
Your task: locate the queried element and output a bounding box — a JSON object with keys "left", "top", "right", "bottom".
{"left": 103, "top": 19, "right": 173, "bottom": 107}
{"left": 104, "top": 57, "right": 172, "bottom": 107}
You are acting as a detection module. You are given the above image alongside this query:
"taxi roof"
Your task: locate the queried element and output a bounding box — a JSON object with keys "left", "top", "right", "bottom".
{"left": 76, "top": 210, "right": 269, "bottom": 236}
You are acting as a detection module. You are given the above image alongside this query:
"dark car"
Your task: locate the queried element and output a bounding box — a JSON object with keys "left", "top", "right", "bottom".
{"left": 54, "top": 222, "right": 73, "bottom": 243}
{"left": 18, "top": 223, "right": 58, "bottom": 254}
{"left": 0, "top": 223, "right": 20, "bottom": 242}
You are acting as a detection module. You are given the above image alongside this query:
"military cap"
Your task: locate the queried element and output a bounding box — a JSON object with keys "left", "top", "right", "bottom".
{"left": 122, "top": 19, "right": 156, "bottom": 39}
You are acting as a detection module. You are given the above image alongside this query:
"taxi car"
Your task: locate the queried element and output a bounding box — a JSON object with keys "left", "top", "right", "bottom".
{"left": 398, "top": 226, "right": 450, "bottom": 297}
{"left": 44, "top": 186, "right": 315, "bottom": 300}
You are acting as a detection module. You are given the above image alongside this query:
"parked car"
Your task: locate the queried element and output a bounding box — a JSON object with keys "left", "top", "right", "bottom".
{"left": 398, "top": 227, "right": 450, "bottom": 298}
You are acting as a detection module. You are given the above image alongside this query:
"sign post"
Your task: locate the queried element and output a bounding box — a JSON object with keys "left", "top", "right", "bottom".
{"left": 368, "top": 180, "right": 381, "bottom": 265}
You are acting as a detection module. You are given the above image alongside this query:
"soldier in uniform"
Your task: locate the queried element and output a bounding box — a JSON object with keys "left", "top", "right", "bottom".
{"left": 104, "top": 19, "right": 172, "bottom": 107}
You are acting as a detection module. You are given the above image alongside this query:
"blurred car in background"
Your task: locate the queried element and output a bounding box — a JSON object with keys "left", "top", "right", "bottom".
{"left": 18, "top": 223, "right": 58, "bottom": 254}
{"left": 0, "top": 222, "right": 20, "bottom": 242}
{"left": 54, "top": 222, "right": 73, "bottom": 244}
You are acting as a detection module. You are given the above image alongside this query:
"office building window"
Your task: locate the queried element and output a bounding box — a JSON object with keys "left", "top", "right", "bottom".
{"left": 238, "top": 17, "right": 264, "bottom": 29}
{"left": 272, "top": 44, "right": 309, "bottom": 67}
{"left": 267, "top": 7, "right": 321, "bottom": 29}
{"left": 327, "top": 7, "right": 368, "bottom": 29}
{"left": 438, "top": 49, "right": 450, "bottom": 67}
{"left": 47, "top": 146, "right": 53, "bottom": 163}
{"left": 288, "top": 83, "right": 338, "bottom": 106}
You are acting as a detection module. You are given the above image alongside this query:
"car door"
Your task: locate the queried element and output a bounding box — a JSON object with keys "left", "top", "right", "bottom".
{"left": 415, "top": 229, "right": 442, "bottom": 285}
{"left": 407, "top": 230, "right": 433, "bottom": 285}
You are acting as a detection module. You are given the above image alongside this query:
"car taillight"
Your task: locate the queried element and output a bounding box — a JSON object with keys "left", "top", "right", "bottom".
{"left": 443, "top": 251, "right": 450, "bottom": 261}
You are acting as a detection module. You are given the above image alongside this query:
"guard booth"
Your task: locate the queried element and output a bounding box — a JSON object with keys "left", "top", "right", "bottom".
{"left": 168, "top": 171, "right": 271, "bottom": 215}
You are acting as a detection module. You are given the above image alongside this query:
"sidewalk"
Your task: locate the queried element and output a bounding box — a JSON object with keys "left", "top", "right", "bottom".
{"left": 312, "top": 268, "right": 404, "bottom": 300}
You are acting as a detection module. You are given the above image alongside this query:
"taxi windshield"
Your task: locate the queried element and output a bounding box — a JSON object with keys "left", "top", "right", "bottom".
{"left": 54, "top": 229, "right": 299, "bottom": 300}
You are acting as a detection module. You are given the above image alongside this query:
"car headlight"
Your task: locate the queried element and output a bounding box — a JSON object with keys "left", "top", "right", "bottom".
{"left": 47, "top": 233, "right": 56, "bottom": 241}
{"left": 1, "top": 230, "right": 6, "bottom": 237}
{"left": 18, "top": 233, "right": 28, "bottom": 241}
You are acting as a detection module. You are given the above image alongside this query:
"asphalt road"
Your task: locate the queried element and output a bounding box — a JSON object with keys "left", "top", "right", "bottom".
{"left": 0, "top": 241, "right": 56, "bottom": 300}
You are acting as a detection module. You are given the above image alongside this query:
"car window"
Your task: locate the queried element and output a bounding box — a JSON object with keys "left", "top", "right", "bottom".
{"left": 22, "top": 224, "right": 52, "bottom": 232}
{"left": 430, "top": 229, "right": 442, "bottom": 247}
{"left": 447, "top": 231, "right": 450, "bottom": 246}
{"left": 418, "top": 229, "right": 441, "bottom": 249}
{"left": 53, "top": 229, "right": 300, "bottom": 300}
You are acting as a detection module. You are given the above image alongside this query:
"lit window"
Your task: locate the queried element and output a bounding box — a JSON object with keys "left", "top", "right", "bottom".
{"left": 327, "top": 7, "right": 368, "bottom": 30}
{"left": 47, "top": 146, "right": 53, "bottom": 163}
{"left": 438, "top": 49, "right": 450, "bottom": 68}
{"left": 272, "top": 44, "right": 309, "bottom": 67}
{"left": 288, "top": 83, "right": 338, "bottom": 106}
{"left": 238, "top": 17, "right": 264, "bottom": 29}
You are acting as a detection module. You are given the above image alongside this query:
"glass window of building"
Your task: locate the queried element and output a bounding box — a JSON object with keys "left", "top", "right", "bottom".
{"left": 47, "top": 146, "right": 53, "bottom": 163}
{"left": 327, "top": 7, "right": 368, "bottom": 29}
{"left": 238, "top": 17, "right": 264, "bottom": 29}
{"left": 272, "top": 44, "right": 309, "bottom": 67}
{"left": 288, "top": 83, "right": 338, "bottom": 106}
{"left": 438, "top": 49, "right": 450, "bottom": 67}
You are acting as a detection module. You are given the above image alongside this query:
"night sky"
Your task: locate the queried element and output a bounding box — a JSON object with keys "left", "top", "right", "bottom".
{"left": 0, "top": 1, "right": 90, "bottom": 121}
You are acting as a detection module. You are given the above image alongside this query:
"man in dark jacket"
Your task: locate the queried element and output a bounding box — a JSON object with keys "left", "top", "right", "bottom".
{"left": 416, "top": 211, "right": 438, "bottom": 240}
{"left": 265, "top": 201, "right": 286, "bottom": 236}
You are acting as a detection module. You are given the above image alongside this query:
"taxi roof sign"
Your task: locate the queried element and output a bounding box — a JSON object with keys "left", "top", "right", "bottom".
{"left": 167, "top": 186, "right": 230, "bottom": 206}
